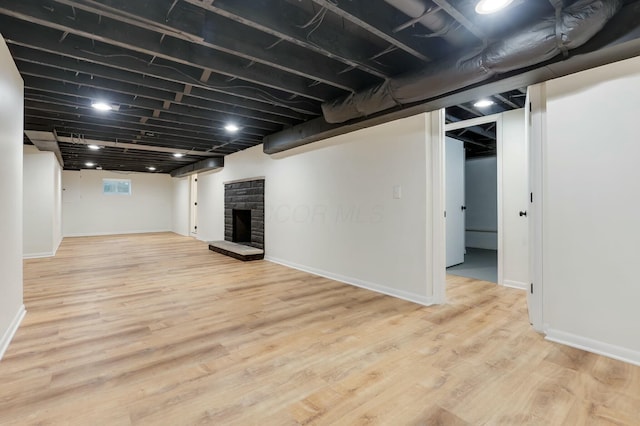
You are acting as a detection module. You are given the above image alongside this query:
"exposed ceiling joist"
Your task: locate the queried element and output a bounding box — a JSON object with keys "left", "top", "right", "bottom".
{"left": 182, "top": 0, "right": 390, "bottom": 79}
{"left": 21, "top": 80, "right": 266, "bottom": 142}
{"left": 2, "top": 24, "right": 319, "bottom": 117}
{"left": 23, "top": 97, "right": 264, "bottom": 143}
{"left": 5, "top": 0, "right": 636, "bottom": 173}
{"left": 431, "top": 0, "right": 485, "bottom": 40}
{"left": 24, "top": 101, "right": 255, "bottom": 144}
{"left": 309, "top": 0, "right": 432, "bottom": 62}
{"left": 0, "top": 0, "right": 339, "bottom": 102}
{"left": 17, "top": 62, "right": 288, "bottom": 131}
{"left": 494, "top": 93, "right": 520, "bottom": 109}
{"left": 51, "top": 0, "right": 376, "bottom": 93}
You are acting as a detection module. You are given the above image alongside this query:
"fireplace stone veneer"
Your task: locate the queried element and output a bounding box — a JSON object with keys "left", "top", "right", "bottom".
{"left": 224, "top": 179, "right": 264, "bottom": 250}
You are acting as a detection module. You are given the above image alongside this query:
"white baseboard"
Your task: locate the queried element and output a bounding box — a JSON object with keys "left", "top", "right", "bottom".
{"left": 23, "top": 236, "right": 65, "bottom": 259}
{"left": 54, "top": 235, "right": 63, "bottom": 254}
{"left": 63, "top": 229, "right": 172, "bottom": 237}
{"left": 265, "top": 256, "right": 434, "bottom": 307}
{"left": 503, "top": 280, "right": 528, "bottom": 291}
{"left": 0, "top": 305, "right": 26, "bottom": 361}
{"left": 171, "top": 230, "right": 190, "bottom": 237}
{"left": 546, "top": 328, "right": 640, "bottom": 367}
{"left": 24, "top": 251, "right": 56, "bottom": 259}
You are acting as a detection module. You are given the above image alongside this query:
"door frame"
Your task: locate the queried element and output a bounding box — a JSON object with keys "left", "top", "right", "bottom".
{"left": 189, "top": 174, "right": 198, "bottom": 236}
{"left": 433, "top": 112, "right": 505, "bottom": 301}
{"left": 526, "top": 84, "right": 545, "bottom": 332}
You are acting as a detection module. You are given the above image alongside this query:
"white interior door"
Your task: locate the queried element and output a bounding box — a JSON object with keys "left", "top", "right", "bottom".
{"left": 446, "top": 136, "right": 465, "bottom": 267}
{"left": 527, "top": 86, "right": 544, "bottom": 331}
{"left": 190, "top": 174, "right": 198, "bottom": 235}
{"left": 500, "top": 109, "right": 530, "bottom": 290}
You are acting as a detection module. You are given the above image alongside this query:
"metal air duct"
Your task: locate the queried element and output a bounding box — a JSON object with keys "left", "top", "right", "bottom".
{"left": 322, "top": 0, "right": 622, "bottom": 124}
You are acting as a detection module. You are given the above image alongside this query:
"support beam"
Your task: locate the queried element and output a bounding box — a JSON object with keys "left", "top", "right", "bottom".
{"left": 24, "top": 130, "right": 64, "bottom": 166}
{"left": 263, "top": 102, "right": 435, "bottom": 154}
{"left": 170, "top": 157, "right": 224, "bottom": 178}
{"left": 445, "top": 114, "right": 495, "bottom": 141}
{"left": 54, "top": 135, "right": 223, "bottom": 157}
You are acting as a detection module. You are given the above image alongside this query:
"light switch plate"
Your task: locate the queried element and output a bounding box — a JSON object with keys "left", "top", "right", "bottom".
{"left": 393, "top": 184, "right": 402, "bottom": 199}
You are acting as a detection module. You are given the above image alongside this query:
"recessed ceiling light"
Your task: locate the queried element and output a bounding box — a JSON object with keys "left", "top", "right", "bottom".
{"left": 87, "top": 144, "right": 101, "bottom": 150}
{"left": 173, "top": 153, "right": 184, "bottom": 158}
{"left": 224, "top": 123, "right": 240, "bottom": 132}
{"left": 147, "top": 166, "right": 156, "bottom": 171}
{"left": 475, "top": 0, "right": 514, "bottom": 14}
{"left": 473, "top": 99, "right": 495, "bottom": 108}
{"left": 85, "top": 162, "right": 95, "bottom": 167}
{"left": 91, "top": 101, "right": 113, "bottom": 111}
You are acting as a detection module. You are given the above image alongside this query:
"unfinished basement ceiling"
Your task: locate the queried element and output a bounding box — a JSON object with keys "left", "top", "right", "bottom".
{"left": 3, "top": 0, "right": 640, "bottom": 173}
{"left": 445, "top": 87, "right": 525, "bottom": 158}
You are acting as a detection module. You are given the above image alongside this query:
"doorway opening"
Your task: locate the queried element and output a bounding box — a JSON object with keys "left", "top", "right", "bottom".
{"left": 441, "top": 89, "right": 530, "bottom": 290}
{"left": 445, "top": 120, "right": 499, "bottom": 283}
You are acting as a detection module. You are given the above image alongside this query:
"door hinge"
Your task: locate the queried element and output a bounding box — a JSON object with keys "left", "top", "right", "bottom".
{"left": 529, "top": 103, "right": 532, "bottom": 112}
{"left": 444, "top": 211, "right": 447, "bottom": 218}
{"left": 530, "top": 192, "right": 533, "bottom": 203}
{"left": 530, "top": 283, "right": 534, "bottom": 294}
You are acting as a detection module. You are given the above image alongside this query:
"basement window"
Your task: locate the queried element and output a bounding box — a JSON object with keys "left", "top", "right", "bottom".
{"left": 103, "top": 178, "right": 131, "bottom": 195}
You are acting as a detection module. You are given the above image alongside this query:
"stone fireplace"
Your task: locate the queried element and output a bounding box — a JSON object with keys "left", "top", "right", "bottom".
{"left": 224, "top": 179, "right": 264, "bottom": 250}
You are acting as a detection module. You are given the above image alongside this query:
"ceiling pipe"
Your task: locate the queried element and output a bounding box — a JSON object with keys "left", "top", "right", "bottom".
{"left": 322, "top": 0, "right": 622, "bottom": 124}
{"left": 384, "top": 0, "right": 471, "bottom": 47}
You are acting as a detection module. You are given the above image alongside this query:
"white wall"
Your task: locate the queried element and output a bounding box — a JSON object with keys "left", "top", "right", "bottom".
{"left": 541, "top": 56, "right": 640, "bottom": 365}
{"left": 0, "top": 36, "right": 25, "bottom": 360}
{"left": 172, "top": 177, "right": 190, "bottom": 236}
{"left": 465, "top": 156, "right": 497, "bottom": 250}
{"left": 198, "top": 113, "right": 435, "bottom": 304}
{"left": 23, "top": 146, "right": 63, "bottom": 258}
{"left": 62, "top": 170, "right": 173, "bottom": 236}
{"left": 501, "top": 108, "right": 529, "bottom": 289}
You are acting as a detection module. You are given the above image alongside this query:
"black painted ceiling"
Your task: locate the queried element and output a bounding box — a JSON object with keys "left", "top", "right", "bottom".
{"left": 1, "top": 0, "right": 635, "bottom": 173}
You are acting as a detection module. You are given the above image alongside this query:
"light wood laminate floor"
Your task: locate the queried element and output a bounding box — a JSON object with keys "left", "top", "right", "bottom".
{"left": 1, "top": 233, "right": 639, "bottom": 425}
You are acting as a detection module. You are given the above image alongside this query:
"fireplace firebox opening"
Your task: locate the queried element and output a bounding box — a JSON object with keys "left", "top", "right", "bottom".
{"left": 232, "top": 209, "right": 251, "bottom": 243}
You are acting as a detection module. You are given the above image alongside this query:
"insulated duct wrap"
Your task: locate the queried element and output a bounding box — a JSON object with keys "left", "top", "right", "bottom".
{"left": 322, "top": 0, "right": 622, "bottom": 123}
